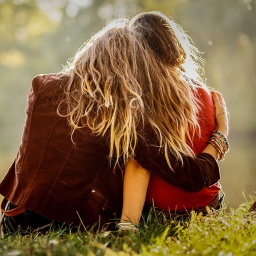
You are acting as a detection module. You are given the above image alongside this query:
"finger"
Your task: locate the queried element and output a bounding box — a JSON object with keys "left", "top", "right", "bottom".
{"left": 217, "top": 94, "right": 227, "bottom": 111}
{"left": 211, "top": 92, "right": 227, "bottom": 120}
{"left": 211, "top": 91, "right": 221, "bottom": 106}
{"left": 218, "top": 94, "right": 227, "bottom": 109}
{"left": 212, "top": 91, "right": 226, "bottom": 109}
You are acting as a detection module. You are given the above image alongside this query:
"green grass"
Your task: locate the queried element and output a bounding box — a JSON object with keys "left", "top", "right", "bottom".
{"left": 1, "top": 200, "right": 256, "bottom": 256}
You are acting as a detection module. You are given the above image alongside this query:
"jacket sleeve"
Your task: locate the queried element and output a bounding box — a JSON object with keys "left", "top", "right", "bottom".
{"left": 135, "top": 142, "right": 220, "bottom": 192}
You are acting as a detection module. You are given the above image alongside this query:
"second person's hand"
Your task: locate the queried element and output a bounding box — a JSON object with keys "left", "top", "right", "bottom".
{"left": 211, "top": 91, "right": 229, "bottom": 137}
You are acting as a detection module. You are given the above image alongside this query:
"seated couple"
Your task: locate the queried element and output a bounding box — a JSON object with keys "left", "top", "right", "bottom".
{"left": 0, "top": 11, "right": 244, "bottom": 234}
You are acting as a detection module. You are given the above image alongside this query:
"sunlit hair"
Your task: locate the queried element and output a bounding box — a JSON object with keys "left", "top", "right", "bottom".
{"left": 59, "top": 11, "right": 207, "bottom": 169}
{"left": 129, "top": 11, "right": 205, "bottom": 84}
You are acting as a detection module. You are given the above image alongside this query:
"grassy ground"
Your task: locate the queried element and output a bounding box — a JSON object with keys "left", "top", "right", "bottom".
{"left": 1, "top": 201, "right": 255, "bottom": 256}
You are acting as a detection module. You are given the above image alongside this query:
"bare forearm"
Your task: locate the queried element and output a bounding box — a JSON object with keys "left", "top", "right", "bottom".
{"left": 121, "top": 159, "right": 150, "bottom": 224}
{"left": 202, "top": 144, "right": 218, "bottom": 160}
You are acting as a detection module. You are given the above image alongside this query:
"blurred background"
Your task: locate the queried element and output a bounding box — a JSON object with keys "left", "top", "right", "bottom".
{"left": 0, "top": 0, "right": 255, "bottom": 208}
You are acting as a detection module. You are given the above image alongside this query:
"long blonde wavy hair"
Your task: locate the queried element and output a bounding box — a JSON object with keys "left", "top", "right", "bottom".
{"left": 59, "top": 11, "right": 206, "bottom": 169}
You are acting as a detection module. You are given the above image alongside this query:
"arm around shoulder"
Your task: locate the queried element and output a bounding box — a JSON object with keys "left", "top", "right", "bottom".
{"left": 135, "top": 145, "right": 220, "bottom": 192}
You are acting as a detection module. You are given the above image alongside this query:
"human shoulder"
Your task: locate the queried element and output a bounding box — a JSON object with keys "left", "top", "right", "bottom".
{"left": 32, "top": 72, "right": 71, "bottom": 87}
{"left": 30, "top": 73, "right": 71, "bottom": 97}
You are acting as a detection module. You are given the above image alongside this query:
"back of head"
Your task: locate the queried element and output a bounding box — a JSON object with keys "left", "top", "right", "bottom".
{"left": 61, "top": 12, "right": 204, "bottom": 169}
{"left": 127, "top": 12, "right": 204, "bottom": 166}
{"left": 60, "top": 19, "right": 146, "bottom": 167}
{"left": 129, "top": 12, "right": 186, "bottom": 68}
{"left": 129, "top": 11, "right": 204, "bottom": 82}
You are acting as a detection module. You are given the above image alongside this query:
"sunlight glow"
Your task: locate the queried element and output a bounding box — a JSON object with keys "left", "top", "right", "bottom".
{"left": 15, "top": 28, "right": 27, "bottom": 41}
{"left": 98, "top": 4, "right": 114, "bottom": 20}
{"left": 66, "top": 3, "right": 79, "bottom": 17}
{"left": 68, "top": 0, "right": 93, "bottom": 8}
{"left": 0, "top": 50, "right": 26, "bottom": 67}
{"left": 13, "top": 0, "right": 25, "bottom": 4}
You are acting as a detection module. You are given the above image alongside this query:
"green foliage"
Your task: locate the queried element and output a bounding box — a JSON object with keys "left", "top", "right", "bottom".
{"left": 1, "top": 202, "right": 256, "bottom": 255}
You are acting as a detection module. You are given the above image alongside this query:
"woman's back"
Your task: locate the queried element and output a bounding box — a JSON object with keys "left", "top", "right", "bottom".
{"left": 146, "top": 87, "right": 221, "bottom": 211}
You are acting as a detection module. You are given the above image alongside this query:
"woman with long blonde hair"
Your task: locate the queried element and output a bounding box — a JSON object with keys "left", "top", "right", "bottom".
{"left": 0, "top": 11, "right": 228, "bottom": 233}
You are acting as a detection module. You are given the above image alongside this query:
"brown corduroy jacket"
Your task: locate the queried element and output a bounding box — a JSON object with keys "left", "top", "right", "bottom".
{"left": 0, "top": 73, "right": 220, "bottom": 227}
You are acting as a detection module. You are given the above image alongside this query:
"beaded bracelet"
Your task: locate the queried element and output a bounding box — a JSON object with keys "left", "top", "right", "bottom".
{"left": 212, "top": 133, "right": 229, "bottom": 154}
{"left": 208, "top": 138, "right": 225, "bottom": 160}
{"left": 212, "top": 130, "right": 230, "bottom": 150}
{"left": 208, "top": 130, "right": 229, "bottom": 161}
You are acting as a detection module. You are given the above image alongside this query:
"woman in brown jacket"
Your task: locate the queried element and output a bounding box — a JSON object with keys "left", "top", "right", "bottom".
{"left": 0, "top": 12, "right": 224, "bottom": 233}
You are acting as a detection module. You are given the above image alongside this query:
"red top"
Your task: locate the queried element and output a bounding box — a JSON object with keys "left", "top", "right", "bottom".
{"left": 146, "top": 87, "right": 221, "bottom": 211}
